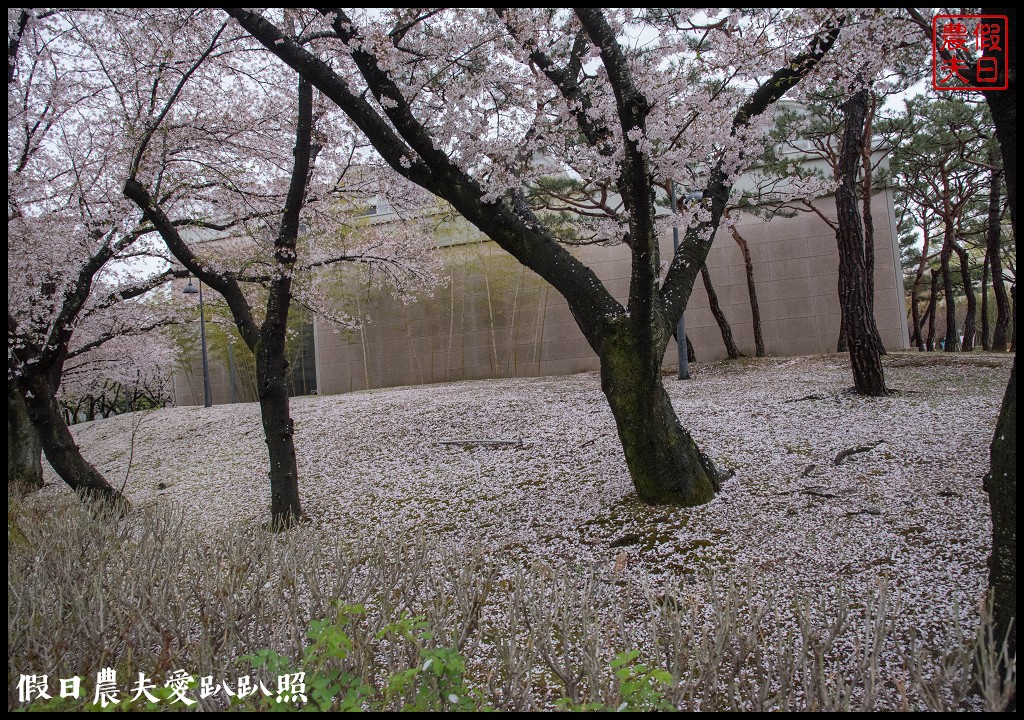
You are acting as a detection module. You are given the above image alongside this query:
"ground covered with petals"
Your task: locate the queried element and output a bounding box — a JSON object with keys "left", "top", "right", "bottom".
{"left": 25, "top": 351, "right": 1013, "bottom": 710}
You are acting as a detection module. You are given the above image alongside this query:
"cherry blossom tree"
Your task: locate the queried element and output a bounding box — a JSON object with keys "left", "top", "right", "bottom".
{"left": 224, "top": 7, "right": 900, "bottom": 505}
{"left": 7, "top": 9, "right": 202, "bottom": 507}
{"left": 116, "top": 11, "right": 440, "bottom": 526}
{"left": 57, "top": 297, "right": 178, "bottom": 423}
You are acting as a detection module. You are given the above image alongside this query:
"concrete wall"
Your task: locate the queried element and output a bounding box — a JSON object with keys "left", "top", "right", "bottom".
{"left": 311, "top": 192, "right": 910, "bottom": 396}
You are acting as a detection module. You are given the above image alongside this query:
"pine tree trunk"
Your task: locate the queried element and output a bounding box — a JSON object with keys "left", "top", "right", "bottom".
{"left": 599, "top": 321, "right": 720, "bottom": 505}
{"left": 926, "top": 269, "right": 940, "bottom": 351}
{"left": 18, "top": 372, "right": 128, "bottom": 511}
{"left": 953, "top": 241, "right": 977, "bottom": 351}
{"left": 988, "top": 165, "right": 1010, "bottom": 352}
{"left": 910, "top": 225, "right": 932, "bottom": 351}
{"left": 701, "top": 265, "right": 742, "bottom": 359}
{"left": 8, "top": 386, "right": 43, "bottom": 492}
{"left": 837, "top": 88, "right": 887, "bottom": 395}
{"left": 859, "top": 97, "right": 886, "bottom": 356}
{"left": 727, "top": 221, "right": 765, "bottom": 357}
{"left": 910, "top": 271, "right": 926, "bottom": 351}
{"left": 939, "top": 229, "right": 960, "bottom": 352}
{"left": 981, "top": 245, "right": 991, "bottom": 351}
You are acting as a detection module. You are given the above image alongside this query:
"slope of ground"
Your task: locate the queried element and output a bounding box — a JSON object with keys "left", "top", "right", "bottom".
{"left": 38, "top": 353, "right": 1010, "bottom": 638}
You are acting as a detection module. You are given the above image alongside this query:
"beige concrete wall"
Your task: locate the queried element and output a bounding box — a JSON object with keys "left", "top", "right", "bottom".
{"left": 312, "top": 192, "right": 909, "bottom": 397}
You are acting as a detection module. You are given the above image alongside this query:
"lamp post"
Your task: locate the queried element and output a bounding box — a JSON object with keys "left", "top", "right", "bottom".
{"left": 183, "top": 278, "right": 213, "bottom": 408}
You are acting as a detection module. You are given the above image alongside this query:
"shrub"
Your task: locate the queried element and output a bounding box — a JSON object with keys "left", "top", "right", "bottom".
{"left": 7, "top": 492, "right": 1015, "bottom": 711}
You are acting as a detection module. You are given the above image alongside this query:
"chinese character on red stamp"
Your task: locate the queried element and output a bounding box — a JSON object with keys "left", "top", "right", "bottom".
{"left": 932, "top": 14, "right": 1009, "bottom": 91}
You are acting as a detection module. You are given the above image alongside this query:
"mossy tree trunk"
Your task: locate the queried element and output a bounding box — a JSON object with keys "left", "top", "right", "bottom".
{"left": 8, "top": 386, "right": 43, "bottom": 492}
{"left": 599, "top": 319, "right": 720, "bottom": 505}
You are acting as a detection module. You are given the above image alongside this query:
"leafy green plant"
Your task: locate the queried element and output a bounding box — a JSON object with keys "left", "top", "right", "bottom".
{"left": 610, "top": 650, "right": 675, "bottom": 711}
{"left": 379, "top": 612, "right": 479, "bottom": 712}
{"left": 554, "top": 650, "right": 675, "bottom": 712}
{"left": 243, "top": 602, "right": 371, "bottom": 712}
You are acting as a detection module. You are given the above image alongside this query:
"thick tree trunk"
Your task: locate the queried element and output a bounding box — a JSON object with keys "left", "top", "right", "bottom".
{"left": 727, "top": 221, "right": 765, "bottom": 357}
{"left": 8, "top": 386, "right": 43, "bottom": 491}
{"left": 953, "top": 240, "right": 977, "bottom": 351}
{"left": 124, "top": 77, "right": 312, "bottom": 528}
{"left": 837, "top": 88, "right": 887, "bottom": 395}
{"left": 984, "top": 356, "right": 1016, "bottom": 675}
{"left": 701, "top": 265, "right": 742, "bottom": 359}
{"left": 18, "top": 372, "right": 128, "bottom": 511}
{"left": 599, "top": 321, "right": 720, "bottom": 505}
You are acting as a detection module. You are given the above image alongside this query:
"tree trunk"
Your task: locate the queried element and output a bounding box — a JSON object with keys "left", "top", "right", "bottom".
{"left": 727, "top": 220, "right": 765, "bottom": 357}
{"left": 926, "top": 269, "right": 940, "bottom": 351}
{"left": 836, "top": 88, "right": 887, "bottom": 396}
{"left": 701, "top": 265, "right": 742, "bottom": 359}
{"left": 910, "top": 226, "right": 932, "bottom": 351}
{"left": 910, "top": 276, "right": 926, "bottom": 351}
{"left": 952, "top": 240, "right": 977, "bottom": 351}
{"left": 837, "top": 304, "right": 848, "bottom": 352}
{"left": 980, "top": 12, "right": 1016, "bottom": 705}
{"left": 8, "top": 386, "right": 43, "bottom": 492}
{"left": 256, "top": 333, "right": 303, "bottom": 527}
{"left": 1012, "top": 285, "right": 1017, "bottom": 353}
{"left": 981, "top": 245, "right": 991, "bottom": 350}
{"left": 18, "top": 372, "right": 128, "bottom": 511}
{"left": 984, "top": 355, "right": 1016, "bottom": 675}
{"left": 858, "top": 95, "right": 886, "bottom": 356}
{"left": 988, "top": 165, "right": 1010, "bottom": 352}
{"left": 599, "top": 320, "right": 720, "bottom": 505}
{"left": 939, "top": 228, "right": 960, "bottom": 352}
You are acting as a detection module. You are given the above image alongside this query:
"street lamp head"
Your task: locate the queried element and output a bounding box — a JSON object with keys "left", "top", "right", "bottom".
{"left": 183, "top": 278, "right": 199, "bottom": 295}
